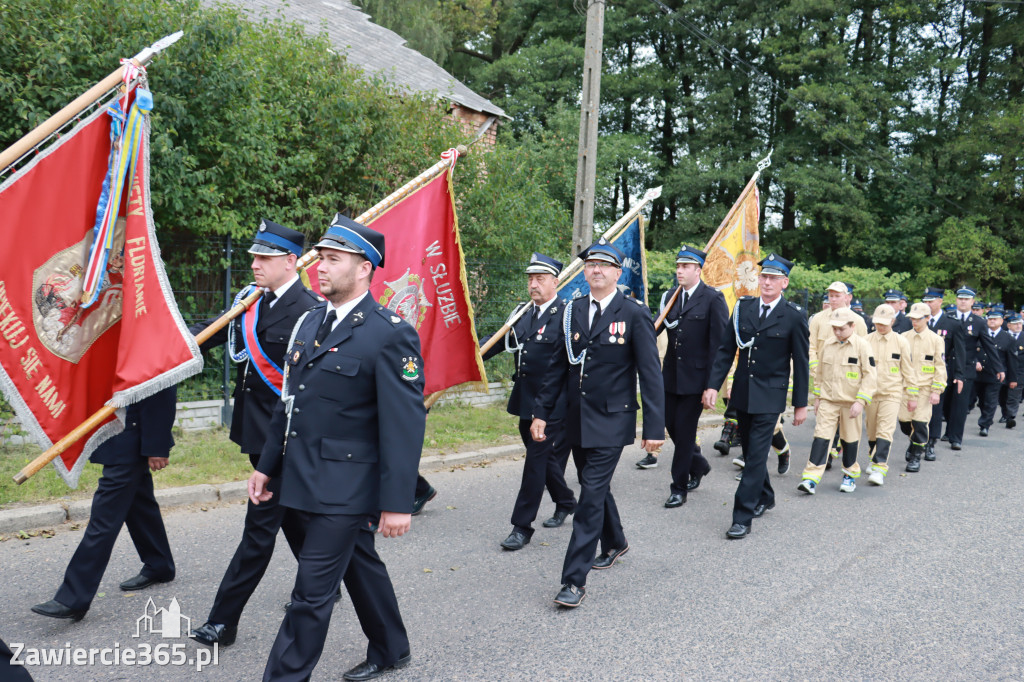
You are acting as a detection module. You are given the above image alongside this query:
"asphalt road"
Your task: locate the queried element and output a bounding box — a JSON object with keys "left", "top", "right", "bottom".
{"left": 3, "top": 413, "right": 1023, "bottom": 681}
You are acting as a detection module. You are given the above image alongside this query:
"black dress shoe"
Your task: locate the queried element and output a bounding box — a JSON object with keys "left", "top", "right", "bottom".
{"left": 951, "top": 441, "right": 962, "bottom": 450}
{"left": 119, "top": 573, "right": 173, "bottom": 591}
{"left": 553, "top": 584, "right": 586, "bottom": 607}
{"left": 753, "top": 501, "right": 776, "bottom": 518}
{"left": 687, "top": 468, "right": 710, "bottom": 491}
{"left": 980, "top": 427, "right": 989, "bottom": 437}
{"left": 664, "top": 493, "right": 686, "bottom": 508}
{"left": 343, "top": 652, "right": 412, "bottom": 681}
{"left": 542, "top": 509, "right": 572, "bottom": 528}
{"left": 592, "top": 545, "right": 629, "bottom": 569}
{"left": 726, "top": 523, "right": 750, "bottom": 539}
{"left": 190, "top": 622, "right": 237, "bottom": 647}
{"left": 924, "top": 446, "right": 936, "bottom": 462}
{"left": 31, "top": 599, "right": 86, "bottom": 621}
{"left": 1007, "top": 418, "right": 1016, "bottom": 429}
{"left": 411, "top": 486, "right": 437, "bottom": 516}
{"left": 500, "top": 529, "right": 530, "bottom": 551}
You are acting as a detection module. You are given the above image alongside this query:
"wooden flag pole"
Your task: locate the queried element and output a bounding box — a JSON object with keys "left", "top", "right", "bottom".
{"left": 653, "top": 171, "right": 761, "bottom": 332}
{"left": 425, "top": 187, "right": 664, "bottom": 410}
{"left": 13, "top": 146, "right": 467, "bottom": 485}
{"left": 0, "top": 31, "right": 183, "bottom": 173}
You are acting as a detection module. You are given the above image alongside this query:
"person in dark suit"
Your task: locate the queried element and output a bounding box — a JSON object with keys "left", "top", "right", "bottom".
{"left": 481, "top": 253, "right": 577, "bottom": 551}
{"left": 1003, "top": 313, "right": 1024, "bottom": 428}
{"left": 531, "top": 239, "right": 665, "bottom": 608}
{"left": 31, "top": 386, "right": 177, "bottom": 621}
{"left": 704, "top": 253, "right": 809, "bottom": 540}
{"left": 190, "top": 219, "right": 323, "bottom": 648}
{"left": 884, "top": 290, "right": 913, "bottom": 334}
{"left": 944, "top": 287, "right": 986, "bottom": 449}
{"left": 976, "top": 309, "right": 1011, "bottom": 436}
{"left": 658, "top": 245, "right": 728, "bottom": 508}
{"left": 249, "top": 215, "right": 425, "bottom": 681}
{"left": 922, "top": 287, "right": 965, "bottom": 458}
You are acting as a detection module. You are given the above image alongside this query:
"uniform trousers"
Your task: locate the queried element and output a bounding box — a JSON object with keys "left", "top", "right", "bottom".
{"left": 1004, "top": 385, "right": 1023, "bottom": 421}
{"left": 561, "top": 446, "right": 627, "bottom": 588}
{"left": 54, "top": 459, "right": 174, "bottom": 612}
{"left": 976, "top": 381, "right": 1002, "bottom": 429}
{"left": 511, "top": 419, "right": 575, "bottom": 536}
{"left": 865, "top": 396, "right": 901, "bottom": 443}
{"left": 665, "top": 393, "right": 711, "bottom": 494}
{"left": 803, "top": 401, "right": 863, "bottom": 481}
{"left": 263, "top": 512, "right": 408, "bottom": 682}
{"left": 929, "top": 383, "right": 949, "bottom": 442}
{"left": 732, "top": 411, "right": 778, "bottom": 527}
{"left": 208, "top": 454, "right": 306, "bottom": 627}
{"left": 945, "top": 379, "right": 972, "bottom": 443}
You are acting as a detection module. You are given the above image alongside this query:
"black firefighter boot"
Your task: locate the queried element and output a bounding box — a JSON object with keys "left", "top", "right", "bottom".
{"left": 924, "top": 438, "right": 937, "bottom": 462}
{"left": 906, "top": 442, "right": 924, "bottom": 473}
{"left": 714, "top": 420, "right": 737, "bottom": 456}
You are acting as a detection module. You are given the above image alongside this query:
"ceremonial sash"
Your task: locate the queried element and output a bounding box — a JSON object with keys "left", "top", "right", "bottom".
{"left": 240, "top": 300, "right": 284, "bottom": 395}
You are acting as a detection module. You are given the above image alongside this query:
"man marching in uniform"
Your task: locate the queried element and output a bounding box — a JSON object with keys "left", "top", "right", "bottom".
{"left": 944, "top": 287, "right": 986, "bottom": 450}
{"left": 481, "top": 253, "right": 577, "bottom": 551}
{"left": 249, "top": 215, "right": 425, "bottom": 681}
{"left": 884, "top": 289, "right": 913, "bottom": 334}
{"left": 922, "top": 287, "right": 964, "bottom": 460}
{"left": 899, "top": 303, "right": 948, "bottom": 473}
{"left": 1003, "top": 313, "right": 1024, "bottom": 428}
{"left": 976, "top": 308, "right": 1011, "bottom": 436}
{"left": 657, "top": 245, "right": 728, "bottom": 508}
{"left": 704, "top": 254, "right": 809, "bottom": 539}
{"left": 797, "top": 308, "right": 876, "bottom": 494}
{"left": 191, "top": 219, "right": 323, "bottom": 648}
{"left": 531, "top": 239, "right": 664, "bottom": 608}
{"left": 864, "top": 305, "right": 913, "bottom": 486}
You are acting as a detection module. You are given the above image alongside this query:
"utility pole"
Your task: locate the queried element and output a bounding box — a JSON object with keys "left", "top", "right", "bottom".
{"left": 571, "top": 0, "right": 605, "bottom": 257}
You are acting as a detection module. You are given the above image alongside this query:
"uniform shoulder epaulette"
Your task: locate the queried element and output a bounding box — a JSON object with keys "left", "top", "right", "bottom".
{"left": 374, "top": 306, "right": 404, "bottom": 325}
{"left": 739, "top": 295, "right": 755, "bottom": 301}
{"left": 786, "top": 300, "right": 802, "bottom": 312}
{"left": 632, "top": 298, "right": 645, "bottom": 306}
{"left": 300, "top": 288, "right": 324, "bottom": 304}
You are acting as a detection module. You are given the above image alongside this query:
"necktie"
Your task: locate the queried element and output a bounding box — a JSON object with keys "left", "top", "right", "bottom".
{"left": 590, "top": 301, "right": 602, "bottom": 332}
{"left": 315, "top": 311, "right": 335, "bottom": 347}
{"left": 759, "top": 304, "right": 769, "bottom": 323}
{"left": 259, "top": 290, "right": 277, "bottom": 313}
{"left": 682, "top": 291, "right": 689, "bottom": 309}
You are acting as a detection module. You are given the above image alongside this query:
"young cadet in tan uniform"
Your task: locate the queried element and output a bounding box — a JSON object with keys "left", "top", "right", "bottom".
{"left": 864, "top": 305, "right": 914, "bottom": 486}
{"left": 798, "top": 307, "right": 876, "bottom": 494}
{"left": 898, "top": 303, "right": 948, "bottom": 473}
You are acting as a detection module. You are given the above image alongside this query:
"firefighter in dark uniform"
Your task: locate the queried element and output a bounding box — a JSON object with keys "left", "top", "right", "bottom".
{"left": 531, "top": 239, "right": 665, "bottom": 608}
{"left": 922, "top": 287, "right": 965, "bottom": 460}
{"left": 704, "top": 253, "right": 809, "bottom": 540}
{"left": 250, "top": 215, "right": 425, "bottom": 681}
{"left": 1003, "top": 313, "right": 1024, "bottom": 428}
{"left": 976, "top": 308, "right": 1011, "bottom": 436}
{"left": 191, "top": 219, "right": 322, "bottom": 648}
{"left": 658, "top": 245, "right": 729, "bottom": 508}
{"left": 481, "top": 253, "right": 577, "bottom": 551}
{"left": 944, "top": 286, "right": 986, "bottom": 449}
{"left": 885, "top": 289, "right": 913, "bottom": 333}
{"left": 32, "top": 386, "right": 178, "bottom": 621}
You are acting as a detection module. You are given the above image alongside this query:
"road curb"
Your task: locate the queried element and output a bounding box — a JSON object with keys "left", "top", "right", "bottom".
{"left": 0, "top": 415, "right": 725, "bottom": 533}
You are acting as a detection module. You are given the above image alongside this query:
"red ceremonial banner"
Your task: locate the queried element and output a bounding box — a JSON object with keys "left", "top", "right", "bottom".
{"left": 306, "top": 158, "right": 486, "bottom": 395}
{"left": 0, "top": 97, "right": 202, "bottom": 487}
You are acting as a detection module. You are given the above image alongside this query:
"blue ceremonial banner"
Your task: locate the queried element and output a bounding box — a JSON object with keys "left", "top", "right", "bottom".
{"left": 559, "top": 216, "right": 648, "bottom": 304}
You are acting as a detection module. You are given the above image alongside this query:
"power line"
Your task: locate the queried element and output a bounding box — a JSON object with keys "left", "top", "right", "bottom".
{"left": 645, "top": 0, "right": 971, "bottom": 220}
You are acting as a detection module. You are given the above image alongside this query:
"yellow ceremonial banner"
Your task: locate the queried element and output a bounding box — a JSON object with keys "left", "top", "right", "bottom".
{"left": 701, "top": 176, "right": 761, "bottom": 312}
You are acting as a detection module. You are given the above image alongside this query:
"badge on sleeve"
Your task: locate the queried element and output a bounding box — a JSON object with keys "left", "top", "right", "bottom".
{"left": 401, "top": 356, "right": 421, "bottom": 382}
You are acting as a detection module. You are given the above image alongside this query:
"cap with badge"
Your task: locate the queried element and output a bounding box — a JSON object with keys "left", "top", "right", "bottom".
{"left": 675, "top": 245, "right": 707, "bottom": 266}
{"left": 956, "top": 286, "right": 977, "bottom": 299}
{"left": 883, "top": 289, "right": 903, "bottom": 302}
{"left": 829, "top": 307, "right": 859, "bottom": 326}
{"left": 972, "top": 301, "right": 984, "bottom": 310}
{"left": 758, "top": 253, "right": 793, "bottom": 276}
{"left": 826, "top": 281, "right": 848, "bottom": 294}
{"left": 921, "top": 287, "right": 944, "bottom": 302}
{"left": 248, "top": 218, "right": 305, "bottom": 257}
{"left": 1008, "top": 313, "right": 1023, "bottom": 324}
{"left": 315, "top": 213, "right": 385, "bottom": 268}
{"left": 852, "top": 298, "right": 864, "bottom": 311}
{"left": 526, "top": 253, "right": 563, "bottom": 277}
{"left": 872, "top": 304, "right": 896, "bottom": 325}
{"left": 844, "top": 282, "right": 855, "bottom": 295}
{"left": 987, "top": 309, "right": 1005, "bottom": 319}
{"left": 907, "top": 302, "right": 931, "bottom": 319}
{"left": 580, "top": 238, "right": 624, "bottom": 267}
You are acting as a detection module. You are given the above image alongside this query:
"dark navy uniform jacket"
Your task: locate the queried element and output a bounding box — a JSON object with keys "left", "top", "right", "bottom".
{"left": 481, "top": 300, "right": 567, "bottom": 421}
{"left": 659, "top": 281, "right": 729, "bottom": 396}
{"left": 1008, "top": 331, "right": 1024, "bottom": 383}
{"left": 90, "top": 385, "right": 177, "bottom": 465}
{"left": 194, "top": 281, "right": 321, "bottom": 455}
{"left": 533, "top": 291, "right": 665, "bottom": 449}
{"left": 930, "top": 313, "right": 966, "bottom": 382}
{"left": 257, "top": 294, "right": 426, "bottom": 516}
{"left": 977, "top": 328, "right": 1011, "bottom": 384}
{"left": 707, "top": 296, "right": 810, "bottom": 415}
{"left": 892, "top": 311, "right": 912, "bottom": 334}
{"left": 959, "top": 312, "right": 1000, "bottom": 381}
